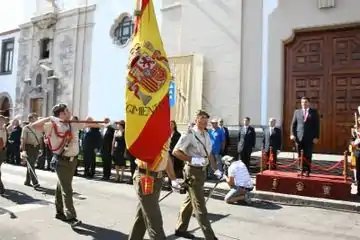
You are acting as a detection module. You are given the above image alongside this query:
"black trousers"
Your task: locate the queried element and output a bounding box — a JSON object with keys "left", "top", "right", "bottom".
{"left": 84, "top": 148, "right": 96, "bottom": 177}
{"left": 102, "top": 152, "right": 112, "bottom": 179}
{"left": 239, "top": 150, "right": 252, "bottom": 171}
{"left": 7, "top": 143, "right": 21, "bottom": 165}
{"left": 296, "top": 140, "right": 313, "bottom": 173}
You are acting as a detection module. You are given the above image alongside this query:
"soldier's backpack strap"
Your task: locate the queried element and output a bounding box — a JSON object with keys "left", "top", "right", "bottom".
{"left": 26, "top": 126, "right": 41, "bottom": 146}
{"left": 191, "top": 130, "right": 209, "bottom": 158}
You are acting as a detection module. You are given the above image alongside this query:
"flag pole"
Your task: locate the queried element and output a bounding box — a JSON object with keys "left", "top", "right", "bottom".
{"left": 135, "top": 0, "right": 141, "bottom": 15}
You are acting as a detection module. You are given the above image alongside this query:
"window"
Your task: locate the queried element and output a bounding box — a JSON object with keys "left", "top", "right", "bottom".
{"left": 113, "top": 15, "right": 134, "bottom": 46}
{"left": 35, "top": 73, "right": 42, "bottom": 86}
{"left": 40, "top": 38, "right": 50, "bottom": 60}
{"left": 0, "top": 38, "right": 15, "bottom": 74}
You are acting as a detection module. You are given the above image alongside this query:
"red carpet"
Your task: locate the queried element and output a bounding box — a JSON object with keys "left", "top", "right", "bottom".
{"left": 256, "top": 170, "right": 352, "bottom": 200}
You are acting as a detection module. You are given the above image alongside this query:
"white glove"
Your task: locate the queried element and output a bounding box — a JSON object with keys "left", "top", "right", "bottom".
{"left": 20, "top": 151, "right": 28, "bottom": 159}
{"left": 171, "top": 179, "right": 182, "bottom": 190}
{"left": 191, "top": 157, "right": 206, "bottom": 166}
{"left": 214, "top": 169, "right": 223, "bottom": 179}
{"left": 354, "top": 139, "right": 360, "bottom": 145}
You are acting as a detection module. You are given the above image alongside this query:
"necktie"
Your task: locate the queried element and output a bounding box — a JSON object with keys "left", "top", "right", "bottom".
{"left": 304, "top": 109, "right": 308, "bottom": 121}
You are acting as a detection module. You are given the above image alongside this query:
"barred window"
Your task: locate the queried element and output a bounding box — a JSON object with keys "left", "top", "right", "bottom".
{"left": 113, "top": 15, "right": 134, "bottom": 46}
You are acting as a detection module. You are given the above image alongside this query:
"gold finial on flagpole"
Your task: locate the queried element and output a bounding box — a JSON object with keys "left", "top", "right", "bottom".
{"left": 134, "top": 0, "right": 142, "bottom": 16}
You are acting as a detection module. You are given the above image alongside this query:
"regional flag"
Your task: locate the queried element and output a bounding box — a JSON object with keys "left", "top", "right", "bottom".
{"left": 125, "top": 0, "right": 171, "bottom": 165}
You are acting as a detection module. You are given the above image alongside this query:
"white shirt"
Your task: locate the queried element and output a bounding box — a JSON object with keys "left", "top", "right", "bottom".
{"left": 228, "top": 160, "right": 253, "bottom": 188}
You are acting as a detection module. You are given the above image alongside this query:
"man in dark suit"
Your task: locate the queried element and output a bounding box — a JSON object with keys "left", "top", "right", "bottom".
{"left": 101, "top": 120, "right": 116, "bottom": 180}
{"left": 219, "top": 119, "right": 230, "bottom": 155}
{"left": 262, "top": 118, "right": 282, "bottom": 169}
{"left": 83, "top": 126, "right": 102, "bottom": 178}
{"left": 290, "top": 96, "right": 320, "bottom": 176}
{"left": 237, "top": 117, "right": 256, "bottom": 170}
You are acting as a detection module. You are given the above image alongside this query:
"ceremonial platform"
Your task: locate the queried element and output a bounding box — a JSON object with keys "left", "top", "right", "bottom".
{"left": 256, "top": 170, "right": 352, "bottom": 201}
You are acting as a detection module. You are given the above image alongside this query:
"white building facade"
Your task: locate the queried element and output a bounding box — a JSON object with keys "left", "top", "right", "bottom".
{"left": 15, "top": 0, "right": 162, "bottom": 120}
{"left": 161, "top": 0, "right": 360, "bottom": 154}
{"left": 0, "top": 29, "right": 20, "bottom": 118}
{"left": 267, "top": 0, "right": 360, "bottom": 153}
{"left": 161, "top": 0, "right": 263, "bottom": 126}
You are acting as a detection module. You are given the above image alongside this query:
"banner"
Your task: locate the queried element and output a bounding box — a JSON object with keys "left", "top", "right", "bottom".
{"left": 169, "top": 81, "right": 176, "bottom": 107}
{"left": 125, "top": 0, "right": 171, "bottom": 165}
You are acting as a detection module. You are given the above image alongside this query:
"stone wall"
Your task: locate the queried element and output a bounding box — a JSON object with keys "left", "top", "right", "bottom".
{"left": 15, "top": 5, "right": 95, "bottom": 118}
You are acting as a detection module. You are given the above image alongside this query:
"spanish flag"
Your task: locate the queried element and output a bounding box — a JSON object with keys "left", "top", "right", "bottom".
{"left": 125, "top": 0, "right": 171, "bottom": 165}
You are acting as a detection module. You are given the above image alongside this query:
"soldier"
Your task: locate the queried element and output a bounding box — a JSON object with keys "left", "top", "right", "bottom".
{"left": 31, "top": 103, "right": 104, "bottom": 227}
{"left": 0, "top": 115, "right": 7, "bottom": 195}
{"left": 128, "top": 144, "right": 181, "bottom": 240}
{"left": 21, "top": 113, "right": 42, "bottom": 188}
{"left": 172, "top": 110, "right": 222, "bottom": 240}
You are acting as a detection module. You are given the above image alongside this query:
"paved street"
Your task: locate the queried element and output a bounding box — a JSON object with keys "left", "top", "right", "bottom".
{"left": 1, "top": 164, "right": 360, "bottom": 240}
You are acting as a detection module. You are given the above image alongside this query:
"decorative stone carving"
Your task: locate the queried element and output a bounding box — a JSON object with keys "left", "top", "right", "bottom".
{"left": 272, "top": 178, "right": 279, "bottom": 190}
{"left": 296, "top": 181, "right": 304, "bottom": 192}
{"left": 322, "top": 184, "right": 331, "bottom": 196}
{"left": 58, "top": 35, "right": 74, "bottom": 78}
{"left": 31, "top": 12, "right": 58, "bottom": 30}
{"left": 318, "top": 0, "right": 336, "bottom": 9}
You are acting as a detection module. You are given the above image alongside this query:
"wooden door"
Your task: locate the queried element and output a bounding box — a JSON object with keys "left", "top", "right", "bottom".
{"left": 0, "top": 97, "right": 10, "bottom": 117}
{"left": 283, "top": 27, "right": 360, "bottom": 154}
{"left": 30, "top": 98, "right": 43, "bottom": 117}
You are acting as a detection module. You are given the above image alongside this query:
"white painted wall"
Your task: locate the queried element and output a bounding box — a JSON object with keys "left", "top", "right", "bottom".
{"left": 161, "top": 0, "right": 263, "bottom": 125}
{"left": 0, "top": 30, "right": 20, "bottom": 116}
{"left": 87, "top": 0, "right": 162, "bottom": 120}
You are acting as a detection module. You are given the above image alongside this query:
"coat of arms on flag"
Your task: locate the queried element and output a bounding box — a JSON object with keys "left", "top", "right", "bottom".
{"left": 125, "top": 0, "right": 172, "bottom": 165}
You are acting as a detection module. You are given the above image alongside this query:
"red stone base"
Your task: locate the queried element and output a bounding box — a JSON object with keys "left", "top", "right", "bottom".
{"left": 256, "top": 170, "right": 352, "bottom": 201}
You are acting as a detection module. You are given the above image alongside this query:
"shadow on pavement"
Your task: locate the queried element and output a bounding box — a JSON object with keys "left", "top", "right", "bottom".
{"left": 72, "top": 222, "right": 128, "bottom": 239}
{"left": 0, "top": 207, "right": 17, "bottom": 219}
{"left": 234, "top": 199, "right": 283, "bottom": 210}
{"left": 166, "top": 213, "right": 229, "bottom": 240}
{"left": 34, "top": 186, "right": 86, "bottom": 200}
{"left": 0, "top": 189, "right": 43, "bottom": 205}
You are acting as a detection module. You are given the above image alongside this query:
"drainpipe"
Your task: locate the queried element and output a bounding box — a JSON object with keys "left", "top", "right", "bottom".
{"left": 238, "top": 0, "right": 244, "bottom": 128}
{"left": 71, "top": 7, "right": 82, "bottom": 115}
{"left": 77, "top": 0, "right": 89, "bottom": 118}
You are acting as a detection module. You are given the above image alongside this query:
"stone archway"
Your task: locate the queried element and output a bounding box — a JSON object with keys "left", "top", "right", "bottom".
{"left": 0, "top": 92, "right": 13, "bottom": 117}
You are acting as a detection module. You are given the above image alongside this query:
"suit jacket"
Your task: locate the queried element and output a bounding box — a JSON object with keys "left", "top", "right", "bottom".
{"left": 222, "top": 127, "right": 230, "bottom": 151}
{"left": 262, "top": 126, "right": 282, "bottom": 152}
{"left": 102, "top": 126, "right": 115, "bottom": 154}
{"left": 237, "top": 126, "right": 256, "bottom": 153}
{"left": 83, "top": 128, "right": 102, "bottom": 151}
{"left": 9, "top": 126, "right": 22, "bottom": 145}
{"left": 169, "top": 130, "right": 181, "bottom": 154}
{"left": 290, "top": 108, "right": 320, "bottom": 142}
{"left": 351, "top": 132, "right": 360, "bottom": 158}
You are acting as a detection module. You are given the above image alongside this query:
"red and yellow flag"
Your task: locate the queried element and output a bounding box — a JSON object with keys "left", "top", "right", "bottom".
{"left": 125, "top": 0, "right": 171, "bottom": 165}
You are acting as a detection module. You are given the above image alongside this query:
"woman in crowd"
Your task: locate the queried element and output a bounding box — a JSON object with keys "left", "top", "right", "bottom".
{"left": 112, "top": 120, "right": 126, "bottom": 182}
{"left": 169, "top": 120, "right": 183, "bottom": 179}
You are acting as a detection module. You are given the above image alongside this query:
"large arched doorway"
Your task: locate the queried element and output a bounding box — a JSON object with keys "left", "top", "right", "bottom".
{"left": 0, "top": 93, "right": 12, "bottom": 117}
{"left": 283, "top": 26, "right": 360, "bottom": 154}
